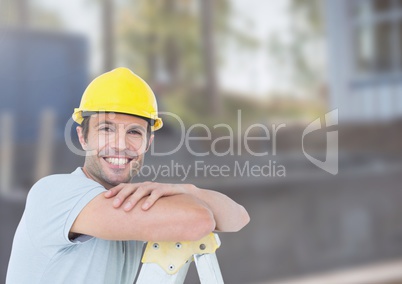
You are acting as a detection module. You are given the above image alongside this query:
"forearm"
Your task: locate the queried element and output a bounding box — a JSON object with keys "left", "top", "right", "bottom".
{"left": 190, "top": 186, "right": 250, "bottom": 232}
{"left": 104, "top": 181, "right": 249, "bottom": 234}
{"left": 72, "top": 193, "right": 216, "bottom": 242}
{"left": 131, "top": 194, "right": 216, "bottom": 241}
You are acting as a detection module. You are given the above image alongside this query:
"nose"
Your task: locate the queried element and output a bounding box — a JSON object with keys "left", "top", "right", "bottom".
{"left": 110, "top": 125, "right": 127, "bottom": 152}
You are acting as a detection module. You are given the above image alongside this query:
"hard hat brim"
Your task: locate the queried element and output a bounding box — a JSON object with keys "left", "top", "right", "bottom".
{"left": 72, "top": 109, "right": 163, "bottom": 131}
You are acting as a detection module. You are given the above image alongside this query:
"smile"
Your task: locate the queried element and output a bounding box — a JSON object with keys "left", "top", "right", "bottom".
{"left": 104, "top": 157, "right": 132, "bottom": 166}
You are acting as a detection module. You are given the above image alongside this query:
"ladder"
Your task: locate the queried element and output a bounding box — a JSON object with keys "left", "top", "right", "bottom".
{"left": 136, "top": 233, "right": 224, "bottom": 284}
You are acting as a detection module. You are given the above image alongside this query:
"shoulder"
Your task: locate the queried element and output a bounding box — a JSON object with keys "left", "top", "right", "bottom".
{"left": 35, "top": 172, "right": 90, "bottom": 186}
{"left": 28, "top": 171, "right": 104, "bottom": 200}
{"left": 33, "top": 173, "right": 92, "bottom": 190}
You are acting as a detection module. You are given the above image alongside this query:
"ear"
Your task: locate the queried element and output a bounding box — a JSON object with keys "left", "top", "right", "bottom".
{"left": 145, "top": 134, "right": 154, "bottom": 152}
{"left": 76, "top": 126, "right": 88, "bottom": 150}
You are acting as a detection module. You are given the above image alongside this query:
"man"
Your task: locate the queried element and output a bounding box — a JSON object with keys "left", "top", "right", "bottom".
{"left": 6, "top": 67, "right": 250, "bottom": 283}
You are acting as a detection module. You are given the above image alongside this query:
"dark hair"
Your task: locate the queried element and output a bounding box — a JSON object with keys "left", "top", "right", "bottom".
{"left": 79, "top": 115, "right": 152, "bottom": 146}
{"left": 81, "top": 116, "right": 91, "bottom": 142}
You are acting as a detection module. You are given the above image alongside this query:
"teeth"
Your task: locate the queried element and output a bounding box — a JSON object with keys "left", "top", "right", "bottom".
{"left": 105, "top": 157, "right": 129, "bottom": 165}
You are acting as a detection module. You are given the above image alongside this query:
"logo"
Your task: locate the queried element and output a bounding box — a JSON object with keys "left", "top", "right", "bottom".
{"left": 63, "top": 109, "right": 339, "bottom": 178}
{"left": 302, "top": 109, "right": 338, "bottom": 175}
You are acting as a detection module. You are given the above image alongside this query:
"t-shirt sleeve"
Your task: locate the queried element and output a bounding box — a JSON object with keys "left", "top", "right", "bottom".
{"left": 25, "top": 174, "right": 106, "bottom": 256}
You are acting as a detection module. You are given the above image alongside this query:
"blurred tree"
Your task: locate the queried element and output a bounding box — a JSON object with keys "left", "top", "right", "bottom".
{"left": 267, "top": 0, "right": 325, "bottom": 91}
{"left": 16, "top": 0, "right": 29, "bottom": 27}
{"left": 116, "top": 0, "right": 258, "bottom": 116}
{"left": 0, "top": 0, "right": 29, "bottom": 27}
{"left": 200, "top": 0, "right": 219, "bottom": 115}
{"left": 102, "top": 0, "right": 115, "bottom": 72}
{"left": 0, "top": 0, "right": 63, "bottom": 29}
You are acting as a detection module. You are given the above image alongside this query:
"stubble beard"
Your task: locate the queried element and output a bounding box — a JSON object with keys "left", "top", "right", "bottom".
{"left": 129, "top": 158, "right": 144, "bottom": 179}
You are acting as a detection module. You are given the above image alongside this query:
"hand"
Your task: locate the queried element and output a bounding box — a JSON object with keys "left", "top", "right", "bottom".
{"left": 104, "top": 182, "right": 194, "bottom": 211}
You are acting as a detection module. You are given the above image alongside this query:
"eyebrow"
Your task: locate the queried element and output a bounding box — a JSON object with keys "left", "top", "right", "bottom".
{"left": 95, "top": 120, "right": 146, "bottom": 131}
{"left": 94, "top": 120, "right": 114, "bottom": 127}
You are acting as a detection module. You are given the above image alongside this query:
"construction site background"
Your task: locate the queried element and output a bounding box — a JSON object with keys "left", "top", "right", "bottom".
{"left": 2, "top": 1, "right": 402, "bottom": 283}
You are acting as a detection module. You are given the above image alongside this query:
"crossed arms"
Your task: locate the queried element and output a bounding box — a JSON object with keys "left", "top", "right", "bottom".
{"left": 71, "top": 182, "right": 250, "bottom": 242}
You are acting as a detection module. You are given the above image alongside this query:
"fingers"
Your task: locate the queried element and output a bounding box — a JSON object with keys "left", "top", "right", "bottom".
{"left": 106, "top": 182, "right": 184, "bottom": 212}
{"left": 107, "top": 183, "right": 138, "bottom": 208}
{"left": 104, "top": 183, "right": 125, "bottom": 198}
{"left": 116, "top": 185, "right": 145, "bottom": 209}
{"left": 122, "top": 186, "right": 148, "bottom": 211}
{"left": 120, "top": 183, "right": 155, "bottom": 211}
{"left": 141, "top": 189, "right": 164, "bottom": 210}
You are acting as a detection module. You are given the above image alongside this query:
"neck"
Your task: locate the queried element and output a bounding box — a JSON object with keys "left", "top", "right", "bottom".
{"left": 81, "top": 167, "right": 113, "bottom": 189}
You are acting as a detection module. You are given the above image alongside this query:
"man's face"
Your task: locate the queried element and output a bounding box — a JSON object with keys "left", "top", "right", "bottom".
{"left": 77, "top": 113, "right": 153, "bottom": 189}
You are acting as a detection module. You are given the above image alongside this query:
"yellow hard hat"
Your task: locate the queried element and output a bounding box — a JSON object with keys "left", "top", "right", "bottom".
{"left": 72, "top": 67, "right": 163, "bottom": 131}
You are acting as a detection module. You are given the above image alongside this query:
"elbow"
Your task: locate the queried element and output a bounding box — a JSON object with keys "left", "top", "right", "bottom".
{"left": 186, "top": 207, "right": 216, "bottom": 241}
{"left": 239, "top": 205, "right": 250, "bottom": 230}
{"left": 228, "top": 205, "right": 250, "bottom": 232}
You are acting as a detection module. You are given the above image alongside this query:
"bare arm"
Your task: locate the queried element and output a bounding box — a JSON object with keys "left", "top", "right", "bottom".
{"left": 70, "top": 193, "right": 216, "bottom": 242}
{"left": 105, "top": 182, "right": 250, "bottom": 233}
{"left": 190, "top": 185, "right": 250, "bottom": 232}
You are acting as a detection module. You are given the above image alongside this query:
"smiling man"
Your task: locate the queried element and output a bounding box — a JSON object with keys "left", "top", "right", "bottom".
{"left": 6, "top": 67, "right": 250, "bottom": 284}
{"left": 78, "top": 112, "right": 150, "bottom": 188}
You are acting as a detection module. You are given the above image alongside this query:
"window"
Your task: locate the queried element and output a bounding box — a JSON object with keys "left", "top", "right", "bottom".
{"left": 350, "top": 0, "right": 402, "bottom": 75}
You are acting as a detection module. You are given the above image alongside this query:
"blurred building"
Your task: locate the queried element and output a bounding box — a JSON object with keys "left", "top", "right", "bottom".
{"left": 0, "top": 28, "right": 88, "bottom": 142}
{"left": 0, "top": 28, "right": 89, "bottom": 192}
{"left": 326, "top": 0, "right": 402, "bottom": 122}
{"left": 0, "top": 27, "right": 89, "bottom": 280}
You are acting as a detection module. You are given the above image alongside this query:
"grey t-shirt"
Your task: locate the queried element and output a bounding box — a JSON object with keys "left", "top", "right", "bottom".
{"left": 6, "top": 168, "right": 143, "bottom": 284}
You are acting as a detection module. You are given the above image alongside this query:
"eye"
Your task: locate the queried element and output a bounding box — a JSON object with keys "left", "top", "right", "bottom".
{"left": 128, "top": 129, "right": 143, "bottom": 136}
{"left": 128, "top": 130, "right": 142, "bottom": 135}
{"left": 99, "top": 126, "right": 113, "bottom": 132}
